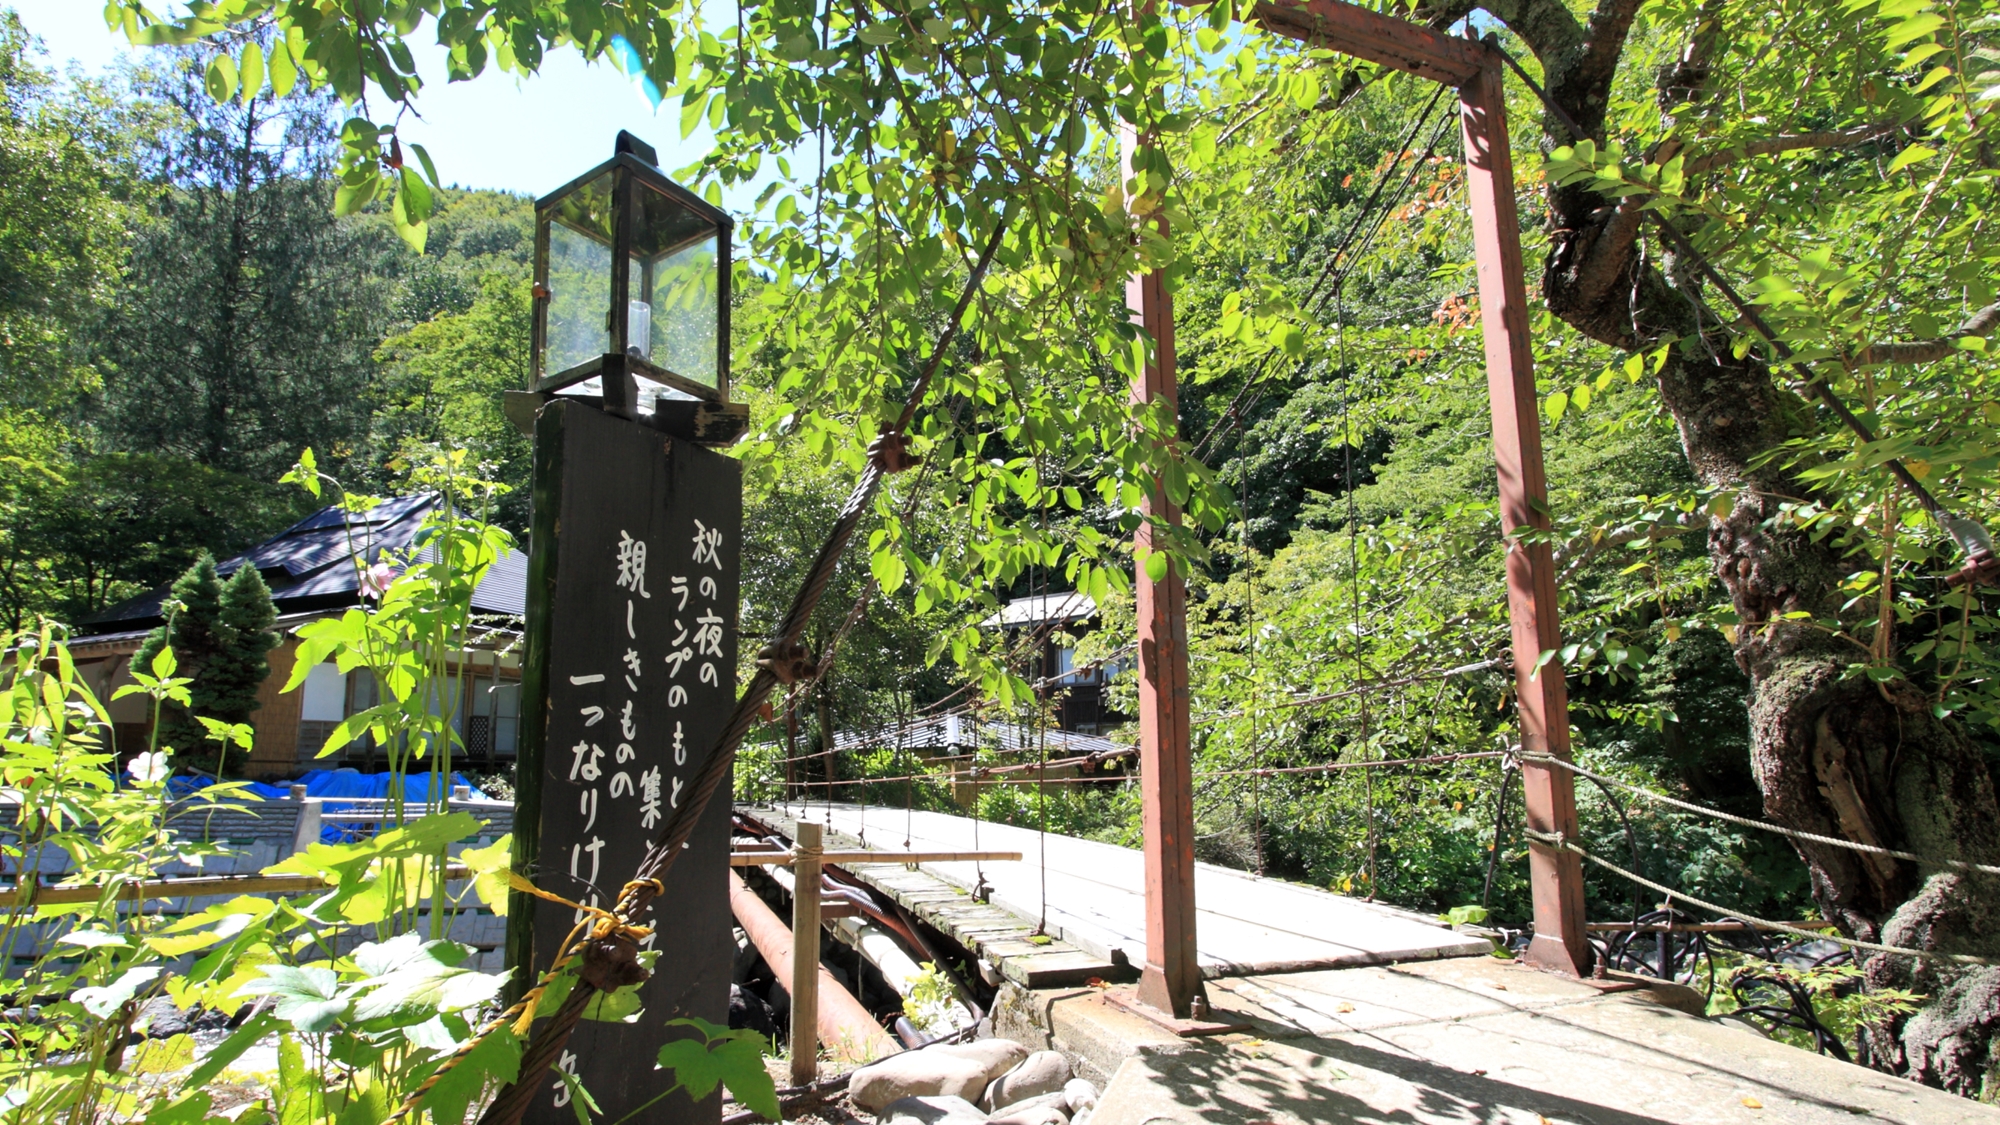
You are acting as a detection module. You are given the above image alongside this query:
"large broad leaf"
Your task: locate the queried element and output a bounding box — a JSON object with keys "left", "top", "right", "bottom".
{"left": 239, "top": 965, "right": 347, "bottom": 1033}
{"left": 349, "top": 931, "right": 445, "bottom": 977}
{"left": 73, "top": 965, "right": 162, "bottom": 1017}
{"left": 658, "top": 1019, "right": 780, "bottom": 1120}
{"left": 352, "top": 963, "right": 506, "bottom": 1023}
{"left": 349, "top": 937, "right": 505, "bottom": 1023}
{"left": 458, "top": 834, "right": 513, "bottom": 916}
{"left": 582, "top": 981, "right": 645, "bottom": 1023}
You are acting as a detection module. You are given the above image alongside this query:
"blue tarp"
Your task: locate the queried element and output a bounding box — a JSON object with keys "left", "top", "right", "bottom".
{"left": 158, "top": 769, "right": 492, "bottom": 843}
{"left": 243, "top": 768, "right": 489, "bottom": 804}
{"left": 162, "top": 768, "right": 488, "bottom": 803}
{"left": 253, "top": 770, "right": 493, "bottom": 843}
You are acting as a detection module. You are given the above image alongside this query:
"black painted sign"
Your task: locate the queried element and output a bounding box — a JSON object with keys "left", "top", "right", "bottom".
{"left": 510, "top": 399, "right": 740, "bottom": 1125}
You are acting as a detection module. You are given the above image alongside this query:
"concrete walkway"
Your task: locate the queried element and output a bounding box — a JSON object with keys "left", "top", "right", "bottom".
{"left": 758, "top": 801, "right": 1490, "bottom": 976}
{"left": 1040, "top": 956, "right": 1995, "bottom": 1125}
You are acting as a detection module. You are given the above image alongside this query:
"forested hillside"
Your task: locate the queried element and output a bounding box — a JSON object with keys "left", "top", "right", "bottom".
{"left": 0, "top": 18, "right": 534, "bottom": 627}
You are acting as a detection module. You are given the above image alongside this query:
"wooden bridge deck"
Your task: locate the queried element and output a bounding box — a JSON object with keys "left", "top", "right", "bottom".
{"left": 744, "top": 802, "right": 1490, "bottom": 980}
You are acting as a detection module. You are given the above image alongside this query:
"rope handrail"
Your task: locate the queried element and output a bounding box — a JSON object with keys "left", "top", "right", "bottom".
{"left": 1524, "top": 829, "right": 2000, "bottom": 967}
{"left": 1521, "top": 752, "right": 2000, "bottom": 878}
{"left": 777, "top": 655, "right": 1507, "bottom": 769}
{"left": 785, "top": 772, "right": 1115, "bottom": 788}
{"left": 1202, "top": 749, "right": 1502, "bottom": 779}
{"left": 761, "top": 747, "right": 1503, "bottom": 791}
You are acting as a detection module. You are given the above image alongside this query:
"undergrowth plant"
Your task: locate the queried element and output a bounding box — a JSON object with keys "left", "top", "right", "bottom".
{"left": 1707, "top": 952, "right": 1925, "bottom": 1060}
{"left": 0, "top": 446, "right": 777, "bottom": 1123}
{"left": 0, "top": 626, "right": 253, "bottom": 1122}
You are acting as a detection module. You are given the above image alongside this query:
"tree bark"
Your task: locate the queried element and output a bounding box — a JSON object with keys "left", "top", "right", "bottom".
{"left": 1419, "top": 0, "right": 2000, "bottom": 1093}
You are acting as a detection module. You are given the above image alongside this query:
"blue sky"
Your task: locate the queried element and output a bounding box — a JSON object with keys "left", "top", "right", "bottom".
{"left": 14, "top": 1, "right": 774, "bottom": 207}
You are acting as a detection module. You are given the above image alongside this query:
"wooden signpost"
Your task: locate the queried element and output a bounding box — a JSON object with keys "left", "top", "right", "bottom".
{"left": 509, "top": 399, "right": 742, "bottom": 1125}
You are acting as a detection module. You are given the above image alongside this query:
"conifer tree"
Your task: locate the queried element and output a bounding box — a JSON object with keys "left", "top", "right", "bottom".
{"left": 211, "top": 563, "right": 279, "bottom": 720}
{"left": 132, "top": 553, "right": 278, "bottom": 774}
{"left": 133, "top": 553, "right": 223, "bottom": 762}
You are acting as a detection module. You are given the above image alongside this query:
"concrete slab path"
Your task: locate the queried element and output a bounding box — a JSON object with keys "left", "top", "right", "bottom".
{"left": 754, "top": 801, "right": 1490, "bottom": 978}
{"left": 1072, "top": 956, "right": 1995, "bottom": 1125}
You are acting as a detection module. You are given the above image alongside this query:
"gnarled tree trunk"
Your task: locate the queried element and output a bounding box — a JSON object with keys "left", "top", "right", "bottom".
{"left": 1416, "top": 0, "right": 2000, "bottom": 1095}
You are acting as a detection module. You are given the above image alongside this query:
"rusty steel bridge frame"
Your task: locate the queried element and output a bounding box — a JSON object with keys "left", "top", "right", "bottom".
{"left": 1123, "top": 0, "right": 1589, "bottom": 1021}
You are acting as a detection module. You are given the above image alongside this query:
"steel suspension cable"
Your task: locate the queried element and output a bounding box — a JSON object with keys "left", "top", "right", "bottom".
{"left": 1526, "top": 829, "right": 2000, "bottom": 966}
{"left": 1191, "top": 84, "right": 1453, "bottom": 462}
{"left": 1523, "top": 753, "right": 2000, "bottom": 878}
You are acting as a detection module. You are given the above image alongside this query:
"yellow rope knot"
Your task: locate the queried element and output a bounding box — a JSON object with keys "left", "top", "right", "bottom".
{"left": 501, "top": 873, "right": 661, "bottom": 1034}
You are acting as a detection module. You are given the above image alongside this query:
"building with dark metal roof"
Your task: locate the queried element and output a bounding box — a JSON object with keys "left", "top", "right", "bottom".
{"left": 71, "top": 495, "right": 526, "bottom": 778}
{"left": 80, "top": 493, "right": 524, "bottom": 631}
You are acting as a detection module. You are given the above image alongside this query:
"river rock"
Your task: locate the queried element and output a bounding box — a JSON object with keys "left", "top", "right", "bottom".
{"left": 727, "top": 983, "right": 777, "bottom": 1039}
{"left": 851, "top": 1040, "right": 1029, "bottom": 1111}
{"left": 136, "top": 996, "right": 189, "bottom": 1038}
{"left": 988, "top": 1092, "right": 1070, "bottom": 1125}
{"left": 880, "top": 1094, "right": 991, "bottom": 1125}
{"left": 981, "top": 1050, "right": 1072, "bottom": 1111}
{"left": 1062, "top": 1079, "right": 1098, "bottom": 1115}
{"left": 940, "top": 1038, "right": 1031, "bottom": 1074}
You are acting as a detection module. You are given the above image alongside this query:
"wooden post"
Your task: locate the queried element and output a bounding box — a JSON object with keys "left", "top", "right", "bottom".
{"left": 289, "top": 786, "right": 321, "bottom": 857}
{"left": 785, "top": 700, "right": 799, "bottom": 798}
{"left": 817, "top": 685, "right": 836, "bottom": 803}
{"left": 1459, "top": 57, "right": 1589, "bottom": 976}
{"left": 1122, "top": 119, "right": 1202, "bottom": 1020}
{"left": 487, "top": 646, "right": 503, "bottom": 770}
{"left": 789, "top": 820, "right": 824, "bottom": 1085}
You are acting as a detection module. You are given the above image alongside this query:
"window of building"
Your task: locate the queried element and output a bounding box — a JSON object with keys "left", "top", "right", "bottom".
{"left": 468, "top": 680, "right": 520, "bottom": 759}
{"left": 297, "top": 663, "right": 348, "bottom": 760}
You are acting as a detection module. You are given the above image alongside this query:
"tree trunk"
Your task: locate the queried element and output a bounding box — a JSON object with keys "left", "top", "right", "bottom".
{"left": 1420, "top": 0, "right": 2000, "bottom": 1093}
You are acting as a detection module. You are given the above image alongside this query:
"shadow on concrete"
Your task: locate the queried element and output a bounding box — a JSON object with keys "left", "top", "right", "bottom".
{"left": 1127, "top": 1034, "right": 1681, "bottom": 1125}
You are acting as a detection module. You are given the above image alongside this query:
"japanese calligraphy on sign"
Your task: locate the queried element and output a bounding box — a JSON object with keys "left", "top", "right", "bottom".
{"left": 509, "top": 400, "right": 741, "bottom": 1125}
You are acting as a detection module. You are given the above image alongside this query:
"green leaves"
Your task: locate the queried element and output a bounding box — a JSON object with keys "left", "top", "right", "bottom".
{"left": 658, "top": 1018, "right": 781, "bottom": 1120}
{"left": 1441, "top": 904, "right": 1489, "bottom": 926}
{"left": 237, "top": 42, "right": 265, "bottom": 105}
{"left": 180, "top": 1011, "right": 281, "bottom": 1090}
{"left": 871, "top": 545, "right": 910, "bottom": 594}
{"left": 233, "top": 933, "right": 506, "bottom": 1051}
{"left": 73, "top": 965, "right": 162, "bottom": 1018}
{"left": 203, "top": 52, "right": 237, "bottom": 103}
{"left": 1885, "top": 142, "right": 1938, "bottom": 173}
{"left": 239, "top": 965, "right": 346, "bottom": 1032}
{"left": 392, "top": 166, "right": 433, "bottom": 252}
{"left": 346, "top": 934, "right": 506, "bottom": 1023}
{"left": 460, "top": 834, "right": 515, "bottom": 915}
{"left": 269, "top": 35, "right": 299, "bottom": 98}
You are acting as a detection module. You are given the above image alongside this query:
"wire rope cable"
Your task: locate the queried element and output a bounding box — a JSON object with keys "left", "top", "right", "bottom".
{"left": 1526, "top": 829, "right": 2000, "bottom": 966}
{"left": 1523, "top": 752, "right": 2000, "bottom": 878}
{"left": 1191, "top": 85, "right": 1454, "bottom": 463}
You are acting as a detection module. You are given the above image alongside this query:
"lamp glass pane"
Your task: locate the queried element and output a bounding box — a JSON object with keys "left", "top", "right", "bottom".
{"left": 627, "top": 177, "right": 720, "bottom": 391}
{"left": 644, "top": 236, "right": 719, "bottom": 389}
{"left": 541, "top": 170, "right": 615, "bottom": 377}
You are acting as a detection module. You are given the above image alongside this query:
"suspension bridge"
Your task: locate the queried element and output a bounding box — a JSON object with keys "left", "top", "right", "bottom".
{"left": 729, "top": 797, "right": 1991, "bottom": 1125}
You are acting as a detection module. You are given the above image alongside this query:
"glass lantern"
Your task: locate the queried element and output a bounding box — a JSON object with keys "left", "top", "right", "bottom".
{"left": 532, "top": 131, "right": 732, "bottom": 414}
